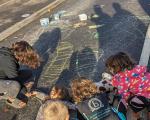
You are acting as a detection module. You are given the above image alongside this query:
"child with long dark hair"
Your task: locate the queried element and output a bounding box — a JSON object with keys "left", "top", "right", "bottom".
{"left": 106, "top": 52, "right": 150, "bottom": 120}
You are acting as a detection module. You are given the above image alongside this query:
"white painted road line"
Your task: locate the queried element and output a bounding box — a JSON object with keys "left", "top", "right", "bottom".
{"left": 0, "top": 0, "right": 15, "bottom": 8}
{"left": 0, "top": 0, "right": 66, "bottom": 42}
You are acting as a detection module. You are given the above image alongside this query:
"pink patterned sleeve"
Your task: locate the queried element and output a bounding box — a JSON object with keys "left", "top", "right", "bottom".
{"left": 135, "top": 65, "right": 147, "bottom": 74}
{"left": 111, "top": 76, "right": 118, "bottom": 87}
{"left": 112, "top": 75, "right": 131, "bottom": 100}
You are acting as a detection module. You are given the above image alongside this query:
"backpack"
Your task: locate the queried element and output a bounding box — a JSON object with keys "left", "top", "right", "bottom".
{"left": 76, "top": 93, "right": 111, "bottom": 120}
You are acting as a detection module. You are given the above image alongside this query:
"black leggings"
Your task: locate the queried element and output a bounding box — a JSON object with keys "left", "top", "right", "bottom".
{"left": 16, "top": 69, "right": 33, "bottom": 87}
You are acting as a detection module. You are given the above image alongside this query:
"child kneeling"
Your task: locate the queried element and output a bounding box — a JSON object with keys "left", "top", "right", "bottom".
{"left": 106, "top": 52, "right": 150, "bottom": 120}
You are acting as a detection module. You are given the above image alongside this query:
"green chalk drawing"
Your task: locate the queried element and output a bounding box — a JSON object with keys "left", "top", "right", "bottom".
{"left": 76, "top": 59, "right": 79, "bottom": 65}
{"left": 94, "top": 32, "right": 99, "bottom": 39}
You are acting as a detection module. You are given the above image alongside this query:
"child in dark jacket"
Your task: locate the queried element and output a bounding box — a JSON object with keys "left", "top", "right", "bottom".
{"left": 0, "top": 41, "right": 40, "bottom": 108}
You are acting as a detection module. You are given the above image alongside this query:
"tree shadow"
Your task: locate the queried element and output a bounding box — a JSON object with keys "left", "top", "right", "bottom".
{"left": 92, "top": 3, "right": 147, "bottom": 76}
{"left": 55, "top": 47, "right": 97, "bottom": 88}
{"left": 32, "top": 28, "right": 61, "bottom": 89}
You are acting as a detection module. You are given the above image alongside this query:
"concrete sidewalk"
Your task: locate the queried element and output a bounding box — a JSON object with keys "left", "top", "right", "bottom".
{"left": 139, "top": 24, "right": 150, "bottom": 66}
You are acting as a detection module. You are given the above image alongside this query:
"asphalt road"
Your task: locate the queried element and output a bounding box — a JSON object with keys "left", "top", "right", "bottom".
{"left": 0, "top": 0, "right": 55, "bottom": 33}
{"left": 0, "top": 0, "right": 150, "bottom": 120}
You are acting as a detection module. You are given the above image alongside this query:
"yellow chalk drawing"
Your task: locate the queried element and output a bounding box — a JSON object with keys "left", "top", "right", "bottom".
{"left": 39, "top": 42, "right": 73, "bottom": 87}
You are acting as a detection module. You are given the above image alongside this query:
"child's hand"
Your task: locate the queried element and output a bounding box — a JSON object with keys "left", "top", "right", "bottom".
{"left": 25, "top": 91, "right": 37, "bottom": 97}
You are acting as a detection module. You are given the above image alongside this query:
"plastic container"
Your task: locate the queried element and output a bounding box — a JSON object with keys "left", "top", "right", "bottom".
{"left": 40, "top": 18, "right": 49, "bottom": 27}
{"left": 78, "top": 14, "right": 88, "bottom": 21}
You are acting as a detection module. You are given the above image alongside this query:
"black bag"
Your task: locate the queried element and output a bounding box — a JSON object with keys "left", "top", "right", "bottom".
{"left": 77, "top": 93, "right": 111, "bottom": 120}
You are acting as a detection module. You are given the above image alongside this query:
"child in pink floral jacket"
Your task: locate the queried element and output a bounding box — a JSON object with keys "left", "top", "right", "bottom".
{"left": 106, "top": 52, "right": 150, "bottom": 120}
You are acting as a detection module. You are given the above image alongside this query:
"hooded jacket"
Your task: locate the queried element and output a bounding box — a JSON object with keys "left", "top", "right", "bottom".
{"left": 112, "top": 65, "right": 150, "bottom": 100}
{"left": 0, "top": 47, "right": 19, "bottom": 79}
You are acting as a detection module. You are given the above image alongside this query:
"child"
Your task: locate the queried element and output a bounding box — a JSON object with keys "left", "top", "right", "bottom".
{"left": 28, "top": 84, "right": 70, "bottom": 101}
{"left": 36, "top": 100, "right": 69, "bottom": 120}
{"left": 106, "top": 52, "right": 150, "bottom": 120}
{"left": 49, "top": 84, "right": 70, "bottom": 100}
{"left": 34, "top": 84, "right": 77, "bottom": 120}
{"left": 70, "top": 77, "right": 114, "bottom": 120}
{"left": 0, "top": 41, "right": 41, "bottom": 108}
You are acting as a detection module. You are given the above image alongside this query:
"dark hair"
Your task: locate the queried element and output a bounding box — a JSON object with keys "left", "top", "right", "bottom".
{"left": 49, "top": 84, "right": 69, "bottom": 101}
{"left": 105, "top": 52, "right": 135, "bottom": 74}
{"left": 11, "top": 41, "right": 40, "bottom": 69}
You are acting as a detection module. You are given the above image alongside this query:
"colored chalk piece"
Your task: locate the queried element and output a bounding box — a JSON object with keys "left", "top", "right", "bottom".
{"left": 89, "top": 25, "right": 104, "bottom": 29}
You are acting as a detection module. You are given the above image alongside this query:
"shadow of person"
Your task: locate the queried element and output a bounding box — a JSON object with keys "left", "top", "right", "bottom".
{"left": 73, "top": 47, "right": 97, "bottom": 79}
{"left": 138, "top": 0, "right": 150, "bottom": 16}
{"left": 32, "top": 28, "right": 61, "bottom": 89}
{"left": 92, "top": 3, "right": 146, "bottom": 76}
{"left": 91, "top": 5, "right": 112, "bottom": 47}
{"left": 55, "top": 47, "right": 97, "bottom": 88}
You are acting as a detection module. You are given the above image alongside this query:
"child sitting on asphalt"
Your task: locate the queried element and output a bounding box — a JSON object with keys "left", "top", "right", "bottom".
{"left": 106, "top": 52, "right": 150, "bottom": 120}
{"left": 32, "top": 84, "right": 77, "bottom": 120}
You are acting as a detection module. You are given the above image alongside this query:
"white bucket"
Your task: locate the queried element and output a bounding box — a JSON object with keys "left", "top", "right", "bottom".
{"left": 40, "top": 18, "right": 49, "bottom": 27}
{"left": 78, "top": 14, "right": 88, "bottom": 21}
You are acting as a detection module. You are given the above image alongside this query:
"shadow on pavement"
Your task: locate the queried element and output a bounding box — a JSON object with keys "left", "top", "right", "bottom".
{"left": 138, "top": 0, "right": 150, "bottom": 16}
{"left": 56, "top": 47, "right": 97, "bottom": 88}
{"left": 92, "top": 2, "right": 147, "bottom": 76}
{"left": 33, "top": 28, "right": 61, "bottom": 91}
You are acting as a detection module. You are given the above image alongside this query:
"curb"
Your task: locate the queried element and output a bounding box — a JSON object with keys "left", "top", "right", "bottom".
{"left": 0, "top": 0, "right": 66, "bottom": 42}
{"left": 139, "top": 24, "right": 150, "bottom": 66}
{"left": 0, "top": 0, "right": 15, "bottom": 7}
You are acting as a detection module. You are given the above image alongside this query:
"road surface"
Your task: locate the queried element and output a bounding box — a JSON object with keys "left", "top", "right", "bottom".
{"left": 0, "top": 0, "right": 149, "bottom": 120}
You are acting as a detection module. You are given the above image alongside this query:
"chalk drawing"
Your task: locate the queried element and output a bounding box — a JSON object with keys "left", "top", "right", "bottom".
{"left": 62, "top": 29, "right": 76, "bottom": 40}
{"left": 38, "top": 42, "right": 73, "bottom": 87}
{"left": 75, "top": 49, "right": 97, "bottom": 78}
{"left": 127, "top": 0, "right": 137, "bottom": 3}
